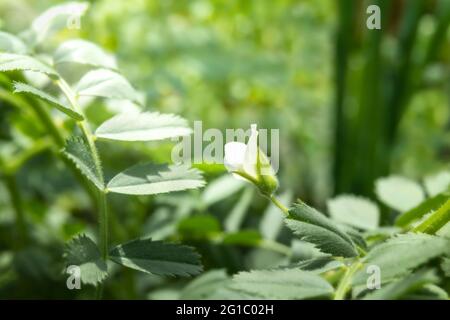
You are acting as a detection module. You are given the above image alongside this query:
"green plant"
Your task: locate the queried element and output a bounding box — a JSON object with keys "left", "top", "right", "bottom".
{"left": 0, "top": 2, "right": 205, "bottom": 298}
{"left": 185, "top": 129, "right": 450, "bottom": 299}
{"left": 333, "top": 0, "right": 450, "bottom": 197}
{"left": 0, "top": 1, "right": 449, "bottom": 301}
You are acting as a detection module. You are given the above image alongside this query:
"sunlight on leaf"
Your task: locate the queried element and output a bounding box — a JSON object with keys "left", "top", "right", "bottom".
{"left": 109, "top": 238, "right": 202, "bottom": 277}
{"left": 107, "top": 163, "right": 205, "bottom": 195}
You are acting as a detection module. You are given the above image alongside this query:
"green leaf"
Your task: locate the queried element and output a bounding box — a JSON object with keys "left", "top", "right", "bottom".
{"left": 327, "top": 195, "right": 379, "bottom": 230}
{"left": 0, "top": 53, "right": 58, "bottom": 77}
{"left": 107, "top": 163, "right": 205, "bottom": 195}
{"left": 424, "top": 171, "right": 450, "bottom": 197}
{"left": 109, "top": 238, "right": 202, "bottom": 277}
{"left": 222, "top": 230, "right": 262, "bottom": 247}
{"left": 75, "top": 68, "right": 141, "bottom": 103}
{"left": 395, "top": 193, "right": 449, "bottom": 227}
{"left": 230, "top": 269, "right": 334, "bottom": 299}
{"left": 339, "top": 224, "right": 367, "bottom": 250}
{"left": 62, "top": 137, "right": 104, "bottom": 190}
{"left": 353, "top": 233, "right": 449, "bottom": 285}
{"left": 25, "top": 2, "right": 89, "bottom": 45}
{"left": 0, "top": 32, "right": 27, "bottom": 54}
{"left": 286, "top": 202, "right": 358, "bottom": 258}
{"left": 375, "top": 176, "right": 425, "bottom": 211}
{"left": 64, "top": 234, "right": 108, "bottom": 285}
{"left": 178, "top": 215, "right": 221, "bottom": 239}
{"left": 362, "top": 269, "right": 438, "bottom": 300}
{"left": 53, "top": 39, "right": 117, "bottom": 69}
{"left": 13, "top": 81, "right": 84, "bottom": 121}
{"left": 180, "top": 269, "right": 229, "bottom": 299}
{"left": 95, "top": 112, "right": 192, "bottom": 142}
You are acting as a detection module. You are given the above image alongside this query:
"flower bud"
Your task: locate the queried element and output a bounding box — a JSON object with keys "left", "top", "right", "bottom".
{"left": 224, "top": 124, "right": 278, "bottom": 196}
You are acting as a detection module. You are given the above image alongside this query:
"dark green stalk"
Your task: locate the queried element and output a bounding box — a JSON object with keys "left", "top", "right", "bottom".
{"left": 56, "top": 78, "right": 108, "bottom": 299}
{"left": 386, "top": 0, "right": 425, "bottom": 145}
{"left": 424, "top": 0, "right": 450, "bottom": 64}
{"left": 353, "top": 0, "right": 393, "bottom": 197}
{"left": 4, "top": 174, "right": 28, "bottom": 248}
{"left": 332, "top": 0, "right": 355, "bottom": 194}
{"left": 269, "top": 195, "right": 289, "bottom": 216}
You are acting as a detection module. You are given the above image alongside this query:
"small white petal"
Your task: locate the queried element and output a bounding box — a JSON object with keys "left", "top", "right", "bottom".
{"left": 243, "top": 124, "right": 258, "bottom": 179}
{"left": 224, "top": 142, "right": 247, "bottom": 172}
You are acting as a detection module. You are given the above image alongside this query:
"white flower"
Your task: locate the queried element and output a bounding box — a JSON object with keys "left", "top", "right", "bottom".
{"left": 224, "top": 124, "right": 278, "bottom": 196}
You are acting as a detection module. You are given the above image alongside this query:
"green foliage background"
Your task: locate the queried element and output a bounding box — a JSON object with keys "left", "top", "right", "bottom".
{"left": 0, "top": 0, "right": 449, "bottom": 299}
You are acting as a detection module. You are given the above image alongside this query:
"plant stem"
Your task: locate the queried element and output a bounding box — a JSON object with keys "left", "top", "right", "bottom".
{"left": 413, "top": 198, "right": 450, "bottom": 235}
{"left": 95, "top": 285, "right": 104, "bottom": 300}
{"left": 56, "top": 78, "right": 109, "bottom": 298}
{"left": 4, "top": 174, "right": 27, "bottom": 248}
{"left": 211, "top": 233, "right": 291, "bottom": 256}
{"left": 269, "top": 195, "right": 289, "bottom": 216}
{"left": 259, "top": 239, "right": 292, "bottom": 256}
{"left": 334, "top": 260, "right": 362, "bottom": 300}
{"left": 98, "top": 190, "right": 108, "bottom": 260}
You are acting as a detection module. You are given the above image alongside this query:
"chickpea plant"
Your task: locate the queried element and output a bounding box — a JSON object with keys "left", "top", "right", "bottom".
{"left": 200, "top": 127, "right": 450, "bottom": 300}
{"left": 1, "top": 2, "right": 450, "bottom": 300}
{"left": 0, "top": 2, "right": 205, "bottom": 296}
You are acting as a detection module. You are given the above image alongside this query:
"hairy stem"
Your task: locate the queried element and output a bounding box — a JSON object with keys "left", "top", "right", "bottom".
{"left": 269, "top": 195, "right": 289, "bottom": 216}
{"left": 98, "top": 190, "right": 108, "bottom": 260}
{"left": 56, "top": 78, "right": 109, "bottom": 298}
{"left": 334, "top": 260, "right": 362, "bottom": 300}
{"left": 259, "top": 239, "right": 292, "bottom": 256}
{"left": 413, "top": 198, "right": 450, "bottom": 235}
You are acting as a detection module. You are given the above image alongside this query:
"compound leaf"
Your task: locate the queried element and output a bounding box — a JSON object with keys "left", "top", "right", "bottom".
{"left": 286, "top": 202, "right": 358, "bottom": 258}
{"left": 109, "top": 238, "right": 202, "bottom": 277}
{"left": 353, "top": 233, "right": 449, "bottom": 285}
{"left": 13, "top": 81, "right": 83, "bottom": 121}
{"left": 95, "top": 112, "right": 192, "bottom": 141}
{"left": 64, "top": 234, "right": 107, "bottom": 286}
{"left": 62, "top": 137, "right": 104, "bottom": 190}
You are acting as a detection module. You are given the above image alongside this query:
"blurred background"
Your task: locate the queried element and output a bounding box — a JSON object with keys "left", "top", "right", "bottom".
{"left": 0, "top": 0, "right": 449, "bottom": 298}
